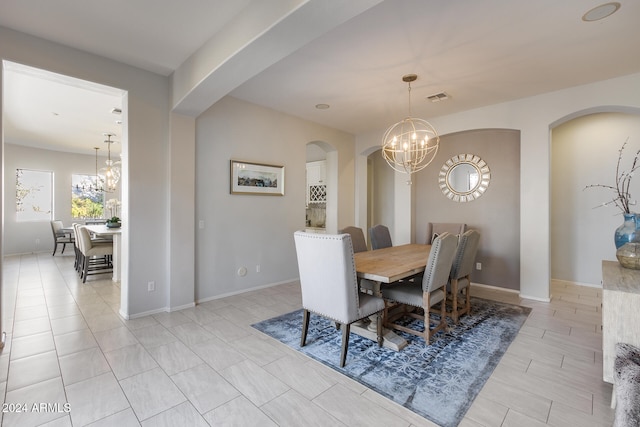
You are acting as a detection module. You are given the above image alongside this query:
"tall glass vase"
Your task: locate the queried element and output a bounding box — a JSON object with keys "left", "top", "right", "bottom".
{"left": 614, "top": 213, "right": 639, "bottom": 249}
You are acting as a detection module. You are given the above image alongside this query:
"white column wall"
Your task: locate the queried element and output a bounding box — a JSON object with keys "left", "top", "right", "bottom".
{"left": 168, "top": 113, "right": 196, "bottom": 311}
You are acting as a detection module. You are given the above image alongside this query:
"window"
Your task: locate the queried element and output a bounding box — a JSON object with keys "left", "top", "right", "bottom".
{"left": 72, "top": 174, "right": 104, "bottom": 219}
{"left": 16, "top": 169, "right": 53, "bottom": 222}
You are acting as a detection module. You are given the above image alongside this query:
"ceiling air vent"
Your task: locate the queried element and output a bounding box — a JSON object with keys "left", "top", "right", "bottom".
{"left": 426, "top": 92, "right": 449, "bottom": 103}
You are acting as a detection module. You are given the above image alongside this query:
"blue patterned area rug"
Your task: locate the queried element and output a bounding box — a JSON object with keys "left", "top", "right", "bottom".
{"left": 252, "top": 297, "right": 531, "bottom": 427}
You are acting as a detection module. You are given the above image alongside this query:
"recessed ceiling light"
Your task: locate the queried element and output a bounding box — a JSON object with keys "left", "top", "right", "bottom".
{"left": 52, "top": 112, "right": 59, "bottom": 116}
{"left": 115, "top": 120, "right": 122, "bottom": 125}
{"left": 315, "top": 104, "right": 330, "bottom": 110}
{"left": 582, "top": 2, "right": 621, "bottom": 22}
{"left": 111, "top": 107, "right": 122, "bottom": 115}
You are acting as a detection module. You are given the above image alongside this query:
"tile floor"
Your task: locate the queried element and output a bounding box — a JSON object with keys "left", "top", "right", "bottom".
{"left": 0, "top": 252, "right": 614, "bottom": 426}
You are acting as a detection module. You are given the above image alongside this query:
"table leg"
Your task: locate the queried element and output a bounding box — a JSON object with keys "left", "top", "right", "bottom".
{"left": 112, "top": 234, "right": 121, "bottom": 282}
{"left": 351, "top": 280, "right": 408, "bottom": 351}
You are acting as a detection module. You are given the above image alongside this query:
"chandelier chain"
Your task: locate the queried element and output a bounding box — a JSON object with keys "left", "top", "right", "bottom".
{"left": 407, "top": 82, "right": 412, "bottom": 118}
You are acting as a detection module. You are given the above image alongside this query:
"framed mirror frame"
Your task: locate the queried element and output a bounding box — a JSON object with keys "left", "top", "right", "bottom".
{"left": 438, "top": 153, "right": 491, "bottom": 202}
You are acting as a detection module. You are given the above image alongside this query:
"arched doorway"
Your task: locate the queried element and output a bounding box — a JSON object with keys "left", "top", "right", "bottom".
{"left": 550, "top": 107, "right": 640, "bottom": 286}
{"left": 358, "top": 146, "right": 413, "bottom": 246}
{"left": 305, "top": 141, "right": 338, "bottom": 233}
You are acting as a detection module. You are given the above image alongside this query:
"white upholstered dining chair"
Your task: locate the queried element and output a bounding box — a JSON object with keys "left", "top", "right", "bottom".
{"left": 381, "top": 232, "right": 458, "bottom": 345}
{"left": 293, "top": 231, "right": 385, "bottom": 367}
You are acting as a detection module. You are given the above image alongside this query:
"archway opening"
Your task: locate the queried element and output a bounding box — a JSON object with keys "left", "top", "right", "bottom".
{"left": 305, "top": 141, "right": 338, "bottom": 233}
{"left": 1, "top": 61, "right": 130, "bottom": 331}
{"left": 551, "top": 108, "right": 640, "bottom": 286}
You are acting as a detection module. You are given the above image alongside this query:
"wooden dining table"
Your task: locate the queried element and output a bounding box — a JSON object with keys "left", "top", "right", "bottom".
{"left": 353, "top": 243, "right": 432, "bottom": 350}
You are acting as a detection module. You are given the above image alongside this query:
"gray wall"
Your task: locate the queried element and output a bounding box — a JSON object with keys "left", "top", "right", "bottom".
{"left": 194, "top": 96, "right": 356, "bottom": 301}
{"left": 413, "top": 129, "right": 521, "bottom": 290}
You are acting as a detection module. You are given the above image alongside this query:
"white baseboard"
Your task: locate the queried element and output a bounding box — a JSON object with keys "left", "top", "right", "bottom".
{"left": 552, "top": 278, "right": 602, "bottom": 289}
{"left": 168, "top": 302, "right": 196, "bottom": 312}
{"left": 518, "top": 293, "right": 551, "bottom": 303}
{"left": 196, "top": 278, "right": 298, "bottom": 304}
{"left": 125, "top": 280, "right": 298, "bottom": 318}
{"left": 123, "top": 302, "right": 196, "bottom": 319}
{"left": 471, "top": 282, "right": 519, "bottom": 294}
{"left": 471, "top": 282, "right": 551, "bottom": 302}
{"left": 125, "top": 306, "right": 169, "bottom": 319}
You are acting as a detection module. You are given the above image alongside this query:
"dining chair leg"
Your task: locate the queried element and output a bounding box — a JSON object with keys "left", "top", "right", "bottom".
{"left": 61, "top": 243, "right": 66, "bottom": 254}
{"left": 423, "top": 292, "right": 431, "bottom": 345}
{"left": 451, "top": 278, "right": 460, "bottom": 324}
{"left": 439, "top": 297, "right": 447, "bottom": 333}
{"left": 340, "top": 323, "right": 350, "bottom": 367}
{"left": 464, "top": 276, "right": 471, "bottom": 317}
{"left": 78, "top": 253, "right": 84, "bottom": 274}
{"left": 300, "top": 309, "right": 310, "bottom": 347}
{"left": 82, "top": 257, "right": 89, "bottom": 283}
{"left": 376, "top": 312, "right": 383, "bottom": 347}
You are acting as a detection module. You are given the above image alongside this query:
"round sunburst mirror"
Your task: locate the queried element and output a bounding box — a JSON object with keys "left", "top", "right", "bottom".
{"left": 438, "top": 154, "right": 491, "bottom": 202}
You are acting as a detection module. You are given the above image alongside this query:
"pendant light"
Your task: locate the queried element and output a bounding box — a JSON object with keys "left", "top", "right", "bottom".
{"left": 99, "top": 133, "right": 121, "bottom": 193}
{"left": 381, "top": 74, "right": 439, "bottom": 184}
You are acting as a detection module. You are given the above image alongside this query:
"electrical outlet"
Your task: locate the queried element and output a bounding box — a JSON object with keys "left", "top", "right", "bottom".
{"left": 35, "top": 238, "right": 40, "bottom": 246}
{"left": 199, "top": 220, "right": 205, "bottom": 229}
{"left": 256, "top": 264, "right": 261, "bottom": 273}
{"left": 476, "top": 262, "right": 482, "bottom": 271}
{"left": 147, "top": 281, "right": 155, "bottom": 291}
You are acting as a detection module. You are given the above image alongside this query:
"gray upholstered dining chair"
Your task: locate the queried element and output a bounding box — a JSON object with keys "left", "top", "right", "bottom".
{"left": 426, "top": 222, "right": 467, "bottom": 244}
{"left": 339, "top": 226, "right": 368, "bottom": 253}
{"left": 293, "top": 231, "right": 385, "bottom": 367}
{"left": 381, "top": 232, "right": 458, "bottom": 345}
{"left": 72, "top": 223, "right": 83, "bottom": 272}
{"left": 76, "top": 225, "right": 113, "bottom": 283}
{"left": 369, "top": 224, "right": 392, "bottom": 250}
{"left": 340, "top": 226, "right": 378, "bottom": 293}
{"left": 50, "top": 220, "right": 74, "bottom": 256}
{"left": 447, "top": 229, "right": 480, "bottom": 323}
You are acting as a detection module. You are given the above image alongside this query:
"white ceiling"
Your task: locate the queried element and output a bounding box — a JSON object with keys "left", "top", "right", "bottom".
{"left": 2, "top": 0, "right": 640, "bottom": 153}
{"left": 3, "top": 62, "right": 124, "bottom": 154}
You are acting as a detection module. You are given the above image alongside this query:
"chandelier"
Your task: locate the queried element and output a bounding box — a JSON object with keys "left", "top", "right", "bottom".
{"left": 381, "top": 74, "right": 439, "bottom": 182}
{"left": 75, "top": 147, "right": 104, "bottom": 192}
{"left": 98, "top": 133, "right": 121, "bottom": 193}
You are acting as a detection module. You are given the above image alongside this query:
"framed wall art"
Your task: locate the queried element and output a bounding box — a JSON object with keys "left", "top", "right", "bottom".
{"left": 230, "top": 160, "right": 285, "bottom": 196}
